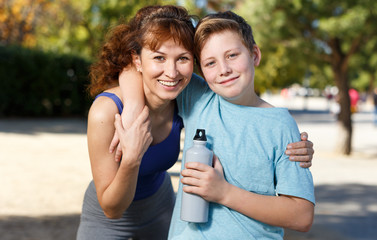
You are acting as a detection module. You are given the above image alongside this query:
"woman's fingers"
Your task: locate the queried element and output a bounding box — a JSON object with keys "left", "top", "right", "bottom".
{"left": 300, "top": 131, "right": 308, "bottom": 141}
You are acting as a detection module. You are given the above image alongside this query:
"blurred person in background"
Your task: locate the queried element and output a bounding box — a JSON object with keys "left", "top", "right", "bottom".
{"left": 349, "top": 88, "right": 360, "bottom": 114}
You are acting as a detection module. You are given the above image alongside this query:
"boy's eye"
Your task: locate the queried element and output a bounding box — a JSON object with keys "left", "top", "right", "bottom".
{"left": 228, "top": 53, "right": 238, "bottom": 59}
{"left": 204, "top": 61, "right": 215, "bottom": 67}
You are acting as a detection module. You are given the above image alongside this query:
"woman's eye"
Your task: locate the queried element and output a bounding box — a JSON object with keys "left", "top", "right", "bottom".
{"left": 179, "top": 56, "right": 190, "bottom": 61}
{"left": 154, "top": 56, "right": 165, "bottom": 61}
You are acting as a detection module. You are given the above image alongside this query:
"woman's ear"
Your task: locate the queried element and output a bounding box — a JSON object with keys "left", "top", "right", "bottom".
{"left": 252, "top": 45, "right": 261, "bottom": 66}
{"left": 132, "top": 54, "right": 142, "bottom": 72}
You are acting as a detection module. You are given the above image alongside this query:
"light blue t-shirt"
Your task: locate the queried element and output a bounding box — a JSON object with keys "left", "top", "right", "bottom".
{"left": 168, "top": 74, "right": 315, "bottom": 240}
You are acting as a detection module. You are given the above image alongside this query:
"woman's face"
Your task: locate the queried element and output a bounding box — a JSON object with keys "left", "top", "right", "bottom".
{"left": 136, "top": 39, "right": 194, "bottom": 103}
{"left": 199, "top": 30, "right": 260, "bottom": 106}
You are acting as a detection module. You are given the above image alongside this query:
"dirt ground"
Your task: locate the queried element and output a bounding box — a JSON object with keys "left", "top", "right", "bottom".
{"left": 0, "top": 118, "right": 182, "bottom": 240}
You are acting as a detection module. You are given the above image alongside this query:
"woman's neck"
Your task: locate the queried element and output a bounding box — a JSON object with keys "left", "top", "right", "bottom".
{"left": 144, "top": 93, "right": 175, "bottom": 145}
{"left": 144, "top": 94, "right": 174, "bottom": 118}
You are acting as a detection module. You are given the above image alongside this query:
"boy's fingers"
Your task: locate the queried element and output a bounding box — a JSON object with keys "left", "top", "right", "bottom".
{"left": 213, "top": 155, "right": 223, "bottom": 172}
{"left": 185, "top": 162, "right": 210, "bottom": 171}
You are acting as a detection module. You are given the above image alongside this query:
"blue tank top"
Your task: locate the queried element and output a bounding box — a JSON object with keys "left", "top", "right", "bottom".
{"left": 95, "top": 92, "right": 184, "bottom": 200}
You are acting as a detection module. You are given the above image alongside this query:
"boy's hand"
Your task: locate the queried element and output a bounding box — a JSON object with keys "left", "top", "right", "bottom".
{"left": 285, "top": 132, "right": 314, "bottom": 168}
{"left": 181, "top": 155, "right": 229, "bottom": 203}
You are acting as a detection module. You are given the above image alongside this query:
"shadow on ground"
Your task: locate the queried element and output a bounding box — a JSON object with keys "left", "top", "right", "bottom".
{"left": 286, "top": 184, "right": 377, "bottom": 240}
{"left": 1, "top": 184, "right": 376, "bottom": 240}
{"left": 0, "top": 118, "right": 87, "bottom": 135}
{"left": 0, "top": 214, "right": 80, "bottom": 240}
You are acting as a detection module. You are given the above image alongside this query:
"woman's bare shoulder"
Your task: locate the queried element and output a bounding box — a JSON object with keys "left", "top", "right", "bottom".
{"left": 88, "top": 94, "right": 120, "bottom": 125}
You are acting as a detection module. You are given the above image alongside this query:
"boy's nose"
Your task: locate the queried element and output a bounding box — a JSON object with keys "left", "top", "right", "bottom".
{"left": 219, "top": 61, "right": 231, "bottom": 76}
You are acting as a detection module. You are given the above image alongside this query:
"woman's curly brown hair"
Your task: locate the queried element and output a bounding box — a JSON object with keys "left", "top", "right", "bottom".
{"left": 88, "top": 5, "right": 196, "bottom": 97}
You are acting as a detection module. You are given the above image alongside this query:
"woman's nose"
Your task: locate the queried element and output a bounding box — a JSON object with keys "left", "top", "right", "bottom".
{"left": 165, "top": 62, "right": 178, "bottom": 79}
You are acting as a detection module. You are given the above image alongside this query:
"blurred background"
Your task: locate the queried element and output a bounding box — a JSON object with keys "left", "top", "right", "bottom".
{"left": 0, "top": 0, "right": 376, "bottom": 239}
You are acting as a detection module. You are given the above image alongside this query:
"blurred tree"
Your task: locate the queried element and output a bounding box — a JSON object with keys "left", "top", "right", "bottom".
{"left": 0, "top": 0, "right": 176, "bottom": 59}
{"left": 75, "top": 0, "right": 176, "bottom": 59}
{"left": 0, "top": 0, "right": 51, "bottom": 46}
{"left": 236, "top": 0, "right": 377, "bottom": 155}
{"left": 349, "top": 36, "right": 377, "bottom": 95}
{"left": 236, "top": 0, "right": 331, "bottom": 93}
{"left": 35, "top": 0, "right": 177, "bottom": 59}
{"left": 181, "top": 0, "right": 237, "bottom": 18}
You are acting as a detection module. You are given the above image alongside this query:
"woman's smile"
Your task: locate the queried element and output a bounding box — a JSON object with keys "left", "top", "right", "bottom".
{"left": 158, "top": 79, "right": 182, "bottom": 87}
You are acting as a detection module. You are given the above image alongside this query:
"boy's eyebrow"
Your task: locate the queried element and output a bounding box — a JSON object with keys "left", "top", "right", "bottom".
{"left": 201, "top": 47, "right": 241, "bottom": 61}
{"left": 201, "top": 56, "right": 215, "bottom": 63}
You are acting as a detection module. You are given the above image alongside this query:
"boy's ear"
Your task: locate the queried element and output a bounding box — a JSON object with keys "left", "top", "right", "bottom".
{"left": 252, "top": 45, "right": 261, "bottom": 66}
{"left": 132, "top": 54, "right": 142, "bottom": 72}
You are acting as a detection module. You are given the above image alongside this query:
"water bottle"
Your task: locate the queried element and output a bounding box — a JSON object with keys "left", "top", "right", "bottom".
{"left": 181, "top": 129, "right": 213, "bottom": 223}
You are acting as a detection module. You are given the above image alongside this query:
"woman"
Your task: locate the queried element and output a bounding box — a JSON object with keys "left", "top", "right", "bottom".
{"left": 77, "top": 5, "right": 314, "bottom": 240}
{"left": 77, "top": 5, "right": 194, "bottom": 240}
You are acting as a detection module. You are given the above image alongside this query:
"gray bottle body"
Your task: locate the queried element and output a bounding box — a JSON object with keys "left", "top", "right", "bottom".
{"left": 180, "top": 138, "right": 213, "bottom": 223}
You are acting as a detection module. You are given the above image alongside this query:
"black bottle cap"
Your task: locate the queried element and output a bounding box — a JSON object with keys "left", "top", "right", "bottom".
{"left": 193, "top": 129, "right": 207, "bottom": 141}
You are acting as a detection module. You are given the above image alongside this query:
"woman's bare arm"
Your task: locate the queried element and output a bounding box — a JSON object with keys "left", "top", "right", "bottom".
{"left": 88, "top": 97, "right": 151, "bottom": 219}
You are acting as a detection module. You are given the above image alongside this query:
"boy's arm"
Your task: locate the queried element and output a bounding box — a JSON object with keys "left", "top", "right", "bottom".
{"left": 181, "top": 157, "right": 314, "bottom": 232}
{"left": 109, "top": 67, "right": 145, "bottom": 161}
{"left": 220, "top": 181, "right": 314, "bottom": 232}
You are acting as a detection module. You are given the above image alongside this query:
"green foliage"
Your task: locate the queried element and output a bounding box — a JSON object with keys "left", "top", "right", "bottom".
{"left": 37, "top": 0, "right": 177, "bottom": 60}
{"left": 236, "top": 0, "right": 377, "bottom": 93}
{"left": 0, "top": 46, "right": 92, "bottom": 117}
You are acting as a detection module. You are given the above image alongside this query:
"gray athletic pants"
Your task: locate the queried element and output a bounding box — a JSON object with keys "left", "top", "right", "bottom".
{"left": 76, "top": 174, "right": 175, "bottom": 240}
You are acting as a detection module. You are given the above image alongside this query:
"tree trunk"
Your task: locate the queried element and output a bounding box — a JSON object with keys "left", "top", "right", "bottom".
{"left": 332, "top": 65, "right": 352, "bottom": 155}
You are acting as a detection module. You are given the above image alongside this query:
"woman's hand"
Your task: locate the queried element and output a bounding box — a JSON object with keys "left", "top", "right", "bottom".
{"left": 181, "top": 155, "right": 229, "bottom": 204}
{"left": 109, "top": 132, "right": 122, "bottom": 162}
{"left": 285, "top": 132, "right": 314, "bottom": 168}
{"left": 114, "top": 106, "right": 153, "bottom": 166}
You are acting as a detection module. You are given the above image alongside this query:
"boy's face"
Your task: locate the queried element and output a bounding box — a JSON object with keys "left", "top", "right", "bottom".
{"left": 199, "top": 30, "right": 261, "bottom": 106}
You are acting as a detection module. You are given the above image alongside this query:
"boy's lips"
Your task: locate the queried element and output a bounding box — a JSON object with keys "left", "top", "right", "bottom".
{"left": 219, "top": 76, "right": 238, "bottom": 85}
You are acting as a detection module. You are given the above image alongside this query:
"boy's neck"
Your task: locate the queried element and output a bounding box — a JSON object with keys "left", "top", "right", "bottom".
{"left": 225, "top": 92, "right": 273, "bottom": 108}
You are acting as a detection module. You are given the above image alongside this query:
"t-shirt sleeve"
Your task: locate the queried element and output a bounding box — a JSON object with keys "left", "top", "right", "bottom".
{"left": 176, "top": 73, "right": 209, "bottom": 120}
{"left": 274, "top": 114, "right": 315, "bottom": 205}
